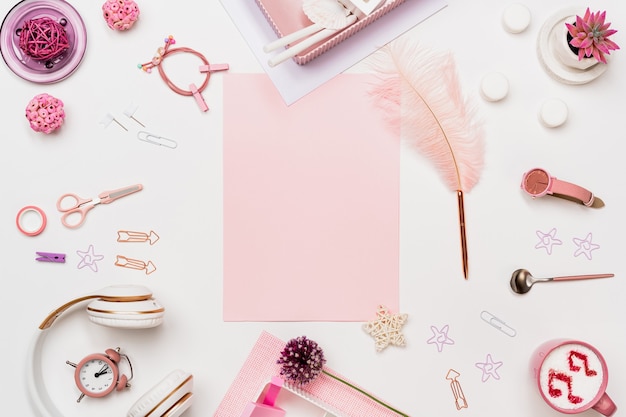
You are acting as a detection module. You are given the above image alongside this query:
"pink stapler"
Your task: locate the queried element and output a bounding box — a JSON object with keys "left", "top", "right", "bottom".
{"left": 240, "top": 376, "right": 285, "bottom": 417}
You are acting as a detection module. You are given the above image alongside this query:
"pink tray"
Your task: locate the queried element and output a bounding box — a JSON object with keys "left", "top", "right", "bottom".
{"left": 254, "top": 0, "right": 406, "bottom": 65}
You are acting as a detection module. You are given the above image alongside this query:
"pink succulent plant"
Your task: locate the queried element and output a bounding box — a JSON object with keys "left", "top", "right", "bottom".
{"left": 566, "top": 8, "right": 620, "bottom": 64}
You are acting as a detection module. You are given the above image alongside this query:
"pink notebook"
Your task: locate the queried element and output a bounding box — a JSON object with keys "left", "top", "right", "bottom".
{"left": 214, "top": 331, "right": 406, "bottom": 416}
{"left": 255, "top": 0, "right": 407, "bottom": 65}
{"left": 223, "top": 73, "right": 400, "bottom": 321}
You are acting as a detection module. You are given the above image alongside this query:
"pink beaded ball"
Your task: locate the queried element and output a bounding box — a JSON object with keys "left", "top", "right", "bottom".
{"left": 25, "top": 93, "right": 65, "bottom": 134}
{"left": 102, "top": 0, "right": 140, "bottom": 31}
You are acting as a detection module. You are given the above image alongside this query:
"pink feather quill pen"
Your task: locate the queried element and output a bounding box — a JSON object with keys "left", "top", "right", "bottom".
{"left": 369, "top": 38, "right": 485, "bottom": 279}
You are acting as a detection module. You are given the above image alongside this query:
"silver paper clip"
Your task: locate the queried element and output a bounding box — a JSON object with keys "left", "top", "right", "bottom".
{"left": 137, "top": 131, "right": 177, "bottom": 149}
{"left": 480, "top": 311, "right": 517, "bottom": 337}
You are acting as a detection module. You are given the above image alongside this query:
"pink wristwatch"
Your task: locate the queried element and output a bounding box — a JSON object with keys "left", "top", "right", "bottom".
{"left": 521, "top": 168, "right": 595, "bottom": 206}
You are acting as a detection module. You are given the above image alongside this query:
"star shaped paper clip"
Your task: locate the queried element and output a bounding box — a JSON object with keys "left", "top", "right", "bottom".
{"left": 76, "top": 244, "right": 104, "bottom": 272}
{"left": 363, "top": 305, "right": 407, "bottom": 352}
{"left": 426, "top": 324, "right": 455, "bottom": 352}
{"left": 535, "top": 228, "right": 562, "bottom": 255}
{"left": 475, "top": 353, "right": 503, "bottom": 382}
{"left": 573, "top": 232, "right": 600, "bottom": 260}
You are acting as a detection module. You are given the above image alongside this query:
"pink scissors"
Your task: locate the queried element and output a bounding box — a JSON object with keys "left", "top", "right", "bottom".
{"left": 57, "top": 184, "right": 143, "bottom": 228}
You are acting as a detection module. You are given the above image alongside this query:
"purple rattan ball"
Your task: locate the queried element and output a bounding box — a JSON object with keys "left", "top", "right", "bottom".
{"left": 102, "top": 0, "right": 140, "bottom": 31}
{"left": 25, "top": 93, "right": 65, "bottom": 134}
{"left": 18, "top": 18, "right": 70, "bottom": 60}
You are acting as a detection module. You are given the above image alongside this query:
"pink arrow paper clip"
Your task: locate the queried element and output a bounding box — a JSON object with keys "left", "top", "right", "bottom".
{"left": 115, "top": 255, "right": 157, "bottom": 275}
{"left": 446, "top": 369, "right": 468, "bottom": 410}
{"left": 117, "top": 230, "right": 160, "bottom": 245}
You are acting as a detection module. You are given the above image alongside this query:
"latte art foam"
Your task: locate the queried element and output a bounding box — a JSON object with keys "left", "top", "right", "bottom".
{"left": 539, "top": 343, "right": 604, "bottom": 410}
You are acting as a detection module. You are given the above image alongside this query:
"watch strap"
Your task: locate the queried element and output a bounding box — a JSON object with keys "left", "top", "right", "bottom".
{"left": 550, "top": 178, "right": 594, "bottom": 206}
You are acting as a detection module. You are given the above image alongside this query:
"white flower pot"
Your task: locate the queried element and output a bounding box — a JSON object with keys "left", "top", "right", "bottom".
{"left": 537, "top": 7, "right": 608, "bottom": 84}
{"left": 553, "top": 18, "right": 598, "bottom": 70}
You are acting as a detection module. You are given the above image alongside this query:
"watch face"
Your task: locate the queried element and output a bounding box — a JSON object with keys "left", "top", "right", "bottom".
{"left": 74, "top": 354, "right": 118, "bottom": 397}
{"left": 523, "top": 169, "right": 550, "bottom": 197}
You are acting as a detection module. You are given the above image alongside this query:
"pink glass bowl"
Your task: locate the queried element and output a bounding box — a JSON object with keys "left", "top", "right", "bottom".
{"left": 0, "top": 0, "right": 87, "bottom": 83}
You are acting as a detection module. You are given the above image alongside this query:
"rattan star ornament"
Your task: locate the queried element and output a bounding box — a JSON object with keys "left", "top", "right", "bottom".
{"left": 363, "top": 305, "right": 408, "bottom": 352}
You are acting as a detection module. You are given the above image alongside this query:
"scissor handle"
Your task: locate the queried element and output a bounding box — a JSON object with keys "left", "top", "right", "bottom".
{"left": 57, "top": 193, "right": 95, "bottom": 228}
{"left": 57, "top": 193, "right": 92, "bottom": 212}
{"left": 60, "top": 207, "right": 88, "bottom": 228}
{"left": 60, "top": 205, "right": 93, "bottom": 228}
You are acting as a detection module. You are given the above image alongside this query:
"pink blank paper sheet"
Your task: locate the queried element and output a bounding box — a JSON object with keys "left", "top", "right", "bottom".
{"left": 223, "top": 73, "right": 399, "bottom": 321}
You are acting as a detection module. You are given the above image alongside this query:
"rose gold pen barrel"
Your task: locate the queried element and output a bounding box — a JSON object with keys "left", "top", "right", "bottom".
{"left": 457, "top": 190, "right": 468, "bottom": 279}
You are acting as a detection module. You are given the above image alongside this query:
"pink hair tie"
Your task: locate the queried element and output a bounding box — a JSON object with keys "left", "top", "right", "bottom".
{"left": 138, "top": 36, "right": 229, "bottom": 112}
{"left": 25, "top": 93, "right": 65, "bottom": 134}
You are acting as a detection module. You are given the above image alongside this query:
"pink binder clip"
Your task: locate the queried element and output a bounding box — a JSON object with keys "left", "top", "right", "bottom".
{"left": 240, "top": 376, "right": 285, "bottom": 417}
{"left": 190, "top": 83, "right": 209, "bottom": 112}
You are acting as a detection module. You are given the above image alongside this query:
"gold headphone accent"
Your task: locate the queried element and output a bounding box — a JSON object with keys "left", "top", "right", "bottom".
{"left": 163, "top": 392, "right": 193, "bottom": 417}
{"left": 87, "top": 303, "right": 165, "bottom": 315}
{"left": 145, "top": 374, "right": 193, "bottom": 417}
{"left": 39, "top": 293, "right": 153, "bottom": 330}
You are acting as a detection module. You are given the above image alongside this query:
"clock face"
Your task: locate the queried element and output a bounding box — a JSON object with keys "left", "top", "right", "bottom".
{"left": 523, "top": 169, "right": 550, "bottom": 196}
{"left": 74, "top": 354, "right": 118, "bottom": 397}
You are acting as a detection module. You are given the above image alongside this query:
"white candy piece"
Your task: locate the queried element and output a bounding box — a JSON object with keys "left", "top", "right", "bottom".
{"left": 502, "top": 3, "right": 531, "bottom": 34}
{"left": 539, "top": 98, "right": 568, "bottom": 128}
{"left": 480, "top": 72, "right": 509, "bottom": 102}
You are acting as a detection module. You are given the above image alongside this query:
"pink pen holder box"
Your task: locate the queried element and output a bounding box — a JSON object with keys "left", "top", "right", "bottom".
{"left": 254, "top": 0, "right": 407, "bottom": 65}
{"left": 215, "top": 331, "right": 405, "bottom": 417}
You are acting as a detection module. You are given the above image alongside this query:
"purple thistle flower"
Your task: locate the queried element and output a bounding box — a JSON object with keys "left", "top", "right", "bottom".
{"left": 276, "top": 335, "right": 409, "bottom": 416}
{"left": 276, "top": 336, "right": 326, "bottom": 385}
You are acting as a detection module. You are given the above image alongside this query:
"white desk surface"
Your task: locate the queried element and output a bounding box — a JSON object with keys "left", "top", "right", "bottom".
{"left": 2, "top": 1, "right": 625, "bottom": 416}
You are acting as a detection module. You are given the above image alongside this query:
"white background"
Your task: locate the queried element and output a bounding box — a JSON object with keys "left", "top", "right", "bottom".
{"left": 2, "top": 0, "right": 625, "bottom": 416}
